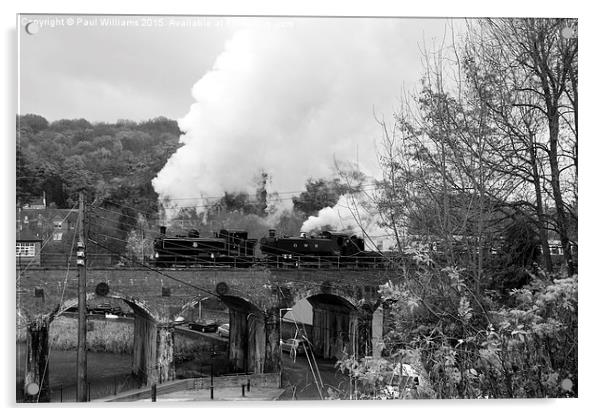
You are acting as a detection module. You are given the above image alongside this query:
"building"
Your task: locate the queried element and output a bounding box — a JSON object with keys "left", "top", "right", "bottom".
{"left": 16, "top": 203, "right": 78, "bottom": 268}
{"left": 16, "top": 228, "right": 42, "bottom": 267}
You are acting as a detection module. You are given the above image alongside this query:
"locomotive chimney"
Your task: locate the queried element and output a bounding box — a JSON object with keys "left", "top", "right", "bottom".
{"left": 160, "top": 226, "right": 166, "bottom": 236}
{"left": 268, "top": 229, "right": 276, "bottom": 238}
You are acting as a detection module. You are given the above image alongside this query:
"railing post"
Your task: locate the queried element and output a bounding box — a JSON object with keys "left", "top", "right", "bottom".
{"left": 151, "top": 383, "right": 157, "bottom": 402}
{"left": 210, "top": 348, "right": 215, "bottom": 399}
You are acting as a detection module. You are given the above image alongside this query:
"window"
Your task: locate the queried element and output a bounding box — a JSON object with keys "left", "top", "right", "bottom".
{"left": 54, "top": 221, "right": 63, "bottom": 229}
{"left": 53, "top": 232, "right": 63, "bottom": 241}
{"left": 23, "top": 216, "right": 29, "bottom": 224}
{"left": 16, "top": 242, "right": 36, "bottom": 257}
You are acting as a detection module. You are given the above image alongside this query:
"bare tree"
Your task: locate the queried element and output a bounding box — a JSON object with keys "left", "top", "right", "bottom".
{"left": 375, "top": 32, "right": 513, "bottom": 293}
{"left": 464, "top": 18, "right": 578, "bottom": 274}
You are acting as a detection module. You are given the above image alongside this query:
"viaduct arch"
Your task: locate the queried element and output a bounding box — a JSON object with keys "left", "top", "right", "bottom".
{"left": 23, "top": 291, "right": 173, "bottom": 402}
{"left": 18, "top": 267, "right": 393, "bottom": 401}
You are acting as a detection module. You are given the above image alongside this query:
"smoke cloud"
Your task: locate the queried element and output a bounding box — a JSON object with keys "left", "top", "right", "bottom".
{"left": 152, "top": 18, "right": 442, "bottom": 220}
{"left": 300, "top": 194, "right": 396, "bottom": 251}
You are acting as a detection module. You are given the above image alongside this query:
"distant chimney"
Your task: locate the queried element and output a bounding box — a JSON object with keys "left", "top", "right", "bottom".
{"left": 268, "top": 229, "right": 276, "bottom": 238}
{"left": 160, "top": 226, "right": 166, "bottom": 236}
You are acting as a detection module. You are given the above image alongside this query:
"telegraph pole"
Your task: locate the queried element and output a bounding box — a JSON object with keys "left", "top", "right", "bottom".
{"left": 76, "top": 192, "right": 88, "bottom": 402}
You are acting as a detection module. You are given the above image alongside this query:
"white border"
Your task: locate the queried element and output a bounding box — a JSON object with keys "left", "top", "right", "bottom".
{"left": 3, "top": 2, "right": 599, "bottom": 416}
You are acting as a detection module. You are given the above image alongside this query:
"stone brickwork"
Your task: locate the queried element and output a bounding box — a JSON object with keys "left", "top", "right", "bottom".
{"left": 17, "top": 266, "right": 396, "bottom": 401}
{"left": 17, "top": 267, "right": 393, "bottom": 320}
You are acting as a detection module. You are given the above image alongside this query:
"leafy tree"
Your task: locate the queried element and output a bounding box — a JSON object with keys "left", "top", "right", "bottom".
{"left": 16, "top": 145, "right": 42, "bottom": 204}
{"left": 16, "top": 114, "right": 183, "bottom": 254}
{"left": 292, "top": 178, "right": 350, "bottom": 216}
{"left": 500, "top": 218, "right": 541, "bottom": 268}
{"left": 255, "top": 171, "right": 269, "bottom": 217}
{"left": 17, "top": 114, "right": 49, "bottom": 134}
{"left": 274, "top": 209, "right": 306, "bottom": 236}
{"left": 48, "top": 118, "right": 92, "bottom": 132}
{"left": 125, "top": 213, "right": 155, "bottom": 264}
{"left": 332, "top": 246, "right": 577, "bottom": 399}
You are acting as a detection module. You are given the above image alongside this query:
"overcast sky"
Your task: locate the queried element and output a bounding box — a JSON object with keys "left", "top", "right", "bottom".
{"left": 19, "top": 15, "right": 455, "bottom": 207}
{"left": 18, "top": 15, "right": 450, "bottom": 123}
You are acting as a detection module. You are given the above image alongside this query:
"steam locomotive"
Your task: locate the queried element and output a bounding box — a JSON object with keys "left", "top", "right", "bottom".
{"left": 259, "top": 229, "right": 383, "bottom": 267}
{"left": 152, "top": 227, "right": 385, "bottom": 268}
{"left": 153, "top": 226, "right": 257, "bottom": 267}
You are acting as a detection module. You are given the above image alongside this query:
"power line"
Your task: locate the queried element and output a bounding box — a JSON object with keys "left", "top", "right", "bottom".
{"left": 86, "top": 211, "right": 403, "bottom": 272}
{"left": 87, "top": 237, "right": 218, "bottom": 298}
{"left": 95, "top": 183, "right": 383, "bottom": 217}
{"left": 90, "top": 223, "right": 395, "bottom": 267}
{"left": 88, "top": 204, "right": 398, "bottom": 241}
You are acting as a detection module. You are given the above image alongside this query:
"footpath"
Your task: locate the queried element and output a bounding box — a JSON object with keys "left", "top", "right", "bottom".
{"left": 137, "top": 386, "right": 284, "bottom": 401}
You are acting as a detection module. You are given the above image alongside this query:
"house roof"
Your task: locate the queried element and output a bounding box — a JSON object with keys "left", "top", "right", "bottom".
{"left": 25, "top": 197, "right": 45, "bottom": 206}
{"left": 18, "top": 208, "right": 78, "bottom": 223}
{"left": 16, "top": 207, "right": 77, "bottom": 243}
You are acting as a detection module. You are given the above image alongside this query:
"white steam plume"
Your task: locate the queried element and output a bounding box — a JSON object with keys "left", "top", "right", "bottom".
{"left": 301, "top": 193, "right": 397, "bottom": 251}
{"left": 152, "top": 19, "right": 431, "bottom": 221}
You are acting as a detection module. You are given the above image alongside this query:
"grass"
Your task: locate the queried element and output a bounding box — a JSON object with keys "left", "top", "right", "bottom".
{"left": 49, "top": 316, "right": 134, "bottom": 354}
{"left": 46, "top": 316, "right": 223, "bottom": 357}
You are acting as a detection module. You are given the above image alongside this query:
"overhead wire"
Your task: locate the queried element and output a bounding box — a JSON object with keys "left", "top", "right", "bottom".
{"left": 90, "top": 213, "right": 394, "bottom": 290}
{"left": 95, "top": 182, "right": 383, "bottom": 217}
{"left": 87, "top": 208, "right": 393, "bottom": 265}
{"left": 88, "top": 204, "right": 399, "bottom": 250}
{"left": 87, "top": 237, "right": 218, "bottom": 298}
{"left": 85, "top": 195, "right": 408, "bottom": 278}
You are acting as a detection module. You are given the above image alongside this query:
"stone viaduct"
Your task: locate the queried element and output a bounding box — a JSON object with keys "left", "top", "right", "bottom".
{"left": 16, "top": 266, "right": 397, "bottom": 402}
